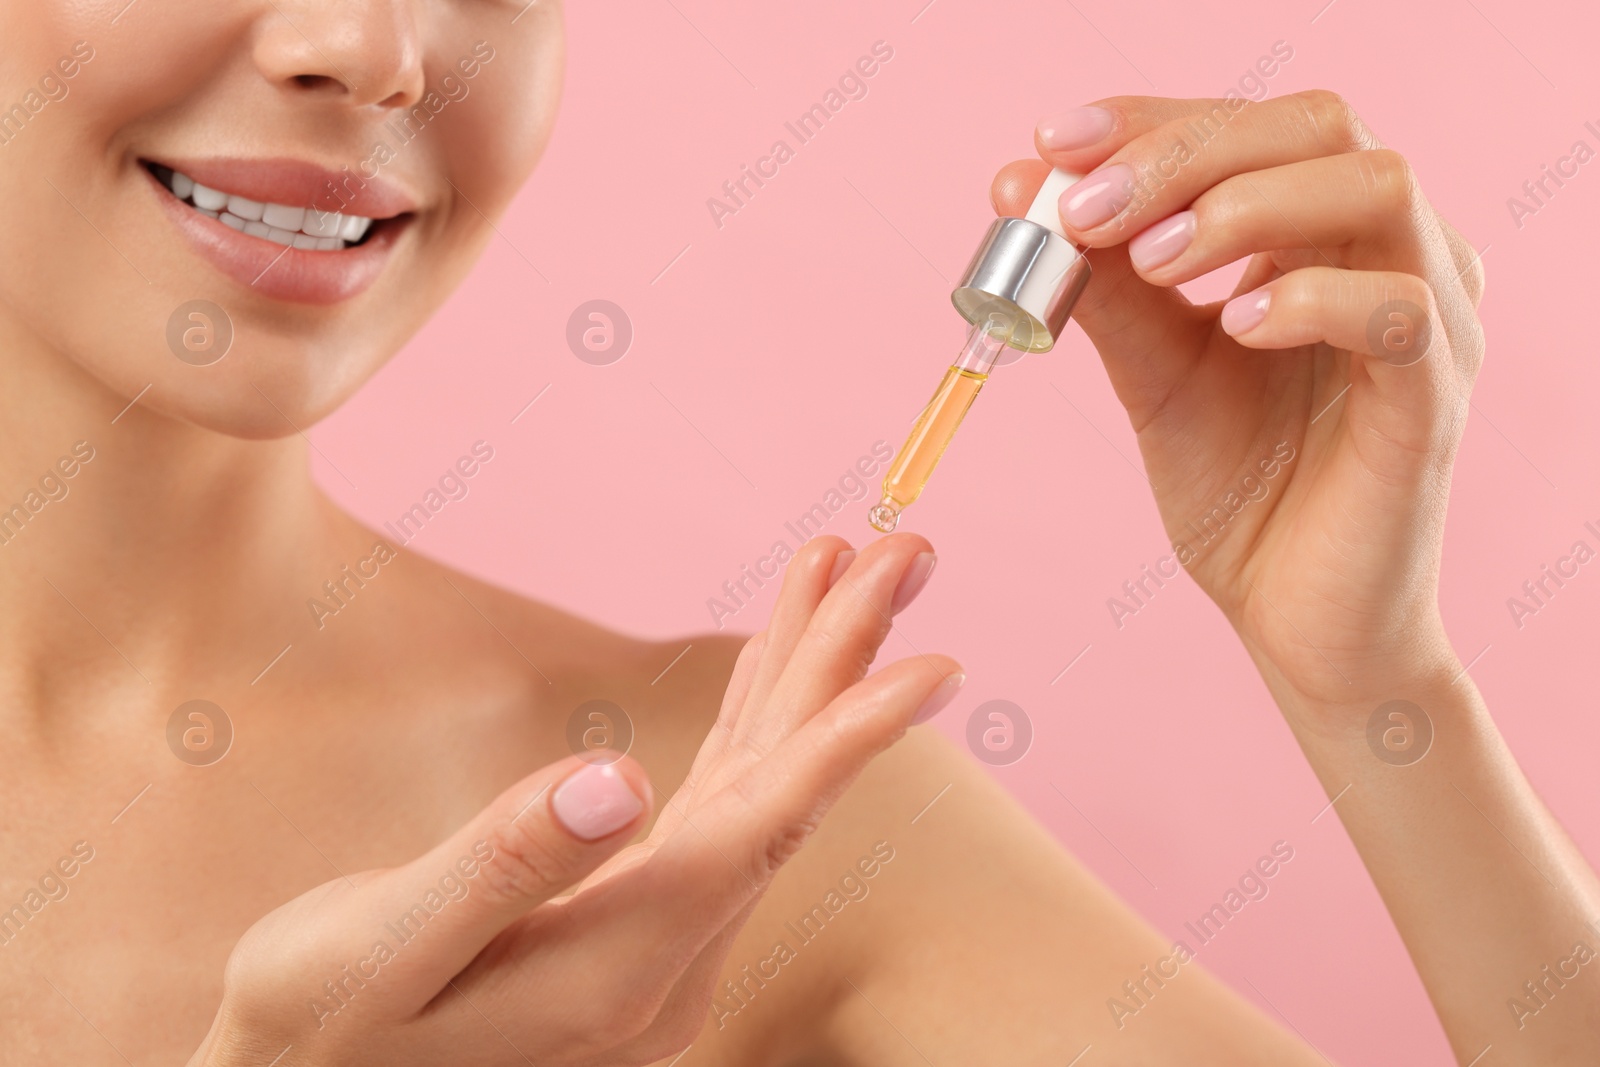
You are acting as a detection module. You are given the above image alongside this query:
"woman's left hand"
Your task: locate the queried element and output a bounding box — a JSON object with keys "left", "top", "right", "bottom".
{"left": 992, "top": 96, "right": 1600, "bottom": 1067}
{"left": 995, "top": 91, "right": 1487, "bottom": 716}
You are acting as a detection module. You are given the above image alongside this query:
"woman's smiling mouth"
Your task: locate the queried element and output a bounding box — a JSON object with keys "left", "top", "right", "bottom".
{"left": 152, "top": 162, "right": 375, "bottom": 250}
{"left": 142, "top": 156, "right": 418, "bottom": 305}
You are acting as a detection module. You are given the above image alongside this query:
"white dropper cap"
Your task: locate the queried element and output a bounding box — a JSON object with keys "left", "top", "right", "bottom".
{"left": 949, "top": 167, "right": 1092, "bottom": 353}
{"left": 1023, "top": 167, "right": 1083, "bottom": 236}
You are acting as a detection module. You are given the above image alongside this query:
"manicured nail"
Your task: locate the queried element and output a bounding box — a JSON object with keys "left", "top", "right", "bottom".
{"left": 912, "top": 671, "right": 966, "bottom": 724}
{"left": 827, "top": 550, "right": 857, "bottom": 589}
{"left": 1060, "top": 163, "right": 1133, "bottom": 229}
{"left": 890, "top": 552, "right": 937, "bottom": 616}
{"left": 1129, "top": 210, "right": 1196, "bottom": 272}
{"left": 1221, "top": 289, "right": 1272, "bottom": 335}
{"left": 1036, "top": 107, "right": 1114, "bottom": 151}
{"left": 552, "top": 763, "right": 644, "bottom": 841}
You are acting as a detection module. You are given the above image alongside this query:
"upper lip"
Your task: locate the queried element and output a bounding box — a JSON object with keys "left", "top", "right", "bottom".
{"left": 145, "top": 156, "right": 419, "bottom": 219}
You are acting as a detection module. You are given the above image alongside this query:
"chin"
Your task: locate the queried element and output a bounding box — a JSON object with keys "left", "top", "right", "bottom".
{"left": 121, "top": 345, "right": 395, "bottom": 441}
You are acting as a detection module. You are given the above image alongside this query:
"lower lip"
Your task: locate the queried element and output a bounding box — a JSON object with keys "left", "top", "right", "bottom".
{"left": 145, "top": 168, "right": 408, "bottom": 305}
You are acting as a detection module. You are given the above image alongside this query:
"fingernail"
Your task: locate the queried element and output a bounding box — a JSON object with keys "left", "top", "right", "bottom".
{"left": 1129, "top": 210, "right": 1196, "bottom": 272}
{"left": 1036, "top": 107, "right": 1114, "bottom": 151}
{"left": 912, "top": 671, "right": 965, "bottom": 724}
{"left": 552, "top": 763, "right": 644, "bottom": 841}
{"left": 827, "top": 550, "right": 857, "bottom": 589}
{"left": 1221, "top": 289, "right": 1272, "bottom": 336}
{"left": 1060, "top": 163, "right": 1133, "bottom": 229}
{"left": 890, "top": 552, "right": 937, "bottom": 616}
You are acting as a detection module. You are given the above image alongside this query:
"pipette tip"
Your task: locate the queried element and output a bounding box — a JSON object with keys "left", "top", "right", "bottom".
{"left": 867, "top": 501, "right": 901, "bottom": 533}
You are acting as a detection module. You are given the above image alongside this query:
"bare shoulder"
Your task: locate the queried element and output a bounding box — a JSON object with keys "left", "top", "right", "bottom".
{"left": 337, "top": 524, "right": 745, "bottom": 803}
{"left": 686, "top": 727, "right": 1323, "bottom": 1064}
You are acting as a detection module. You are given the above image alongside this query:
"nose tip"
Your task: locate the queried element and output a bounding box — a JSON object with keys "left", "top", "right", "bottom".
{"left": 254, "top": 2, "right": 425, "bottom": 112}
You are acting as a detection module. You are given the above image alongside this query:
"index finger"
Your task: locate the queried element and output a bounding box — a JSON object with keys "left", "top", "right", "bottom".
{"left": 1051, "top": 93, "right": 1388, "bottom": 246}
{"left": 1033, "top": 96, "right": 1236, "bottom": 173}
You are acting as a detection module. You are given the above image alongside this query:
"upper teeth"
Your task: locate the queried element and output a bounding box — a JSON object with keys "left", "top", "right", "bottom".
{"left": 163, "top": 167, "right": 374, "bottom": 251}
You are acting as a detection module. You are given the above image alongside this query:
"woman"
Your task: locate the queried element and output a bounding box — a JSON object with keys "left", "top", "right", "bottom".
{"left": 1, "top": 2, "right": 1594, "bottom": 1064}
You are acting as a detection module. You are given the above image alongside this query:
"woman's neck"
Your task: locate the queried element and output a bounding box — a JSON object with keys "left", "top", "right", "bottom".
{"left": 0, "top": 311, "right": 338, "bottom": 722}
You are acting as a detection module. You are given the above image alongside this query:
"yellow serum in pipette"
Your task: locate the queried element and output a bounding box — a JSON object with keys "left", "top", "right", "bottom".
{"left": 868, "top": 366, "right": 988, "bottom": 533}
{"left": 869, "top": 315, "right": 1015, "bottom": 533}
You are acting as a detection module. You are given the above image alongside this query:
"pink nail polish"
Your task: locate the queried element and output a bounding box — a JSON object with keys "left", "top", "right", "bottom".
{"left": 1129, "top": 211, "right": 1196, "bottom": 272}
{"left": 828, "top": 550, "right": 857, "bottom": 589}
{"left": 912, "top": 672, "right": 965, "bottom": 724}
{"left": 891, "top": 552, "right": 937, "bottom": 616}
{"left": 1036, "top": 107, "right": 1114, "bottom": 151}
{"left": 1221, "top": 290, "right": 1272, "bottom": 336}
{"left": 1059, "top": 163, "right": 1133, "bottom": 230}
{"left": 551, "top": 763, "right": 644, "bottom": 841}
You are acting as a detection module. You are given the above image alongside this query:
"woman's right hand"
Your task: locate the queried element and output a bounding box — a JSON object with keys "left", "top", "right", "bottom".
{"left": 187, "top": 535, "right": 960, "bottom": 1067}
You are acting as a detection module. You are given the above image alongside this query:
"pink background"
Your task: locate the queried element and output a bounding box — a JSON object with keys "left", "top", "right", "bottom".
{"left": 314, "top": 1, "right": 1600, "bottom": 1061}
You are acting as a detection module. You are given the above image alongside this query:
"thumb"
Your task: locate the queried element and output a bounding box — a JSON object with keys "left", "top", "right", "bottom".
{"left": 363, "top": 755, "right": 653, "bottom": 996}
{"left": 991, "top": 159, "right": 1204, "bottom": 421}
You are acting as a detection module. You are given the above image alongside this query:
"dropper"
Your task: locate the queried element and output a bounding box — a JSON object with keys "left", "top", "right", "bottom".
{"left": 868, "top": 315, "right": 1013, "bottom": 533}
{"left": 868, "top": 169, "right": 1093, "bottom": 532}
